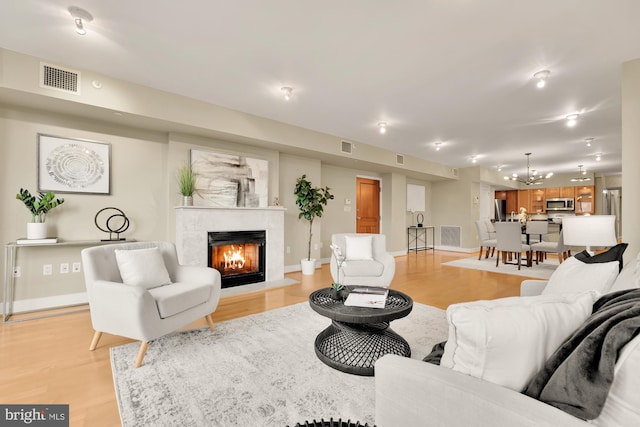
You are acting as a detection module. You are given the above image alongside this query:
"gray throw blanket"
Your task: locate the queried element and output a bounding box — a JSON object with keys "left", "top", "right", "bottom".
{"left": 523, "top": 288, "right": 640, "bottom": 420}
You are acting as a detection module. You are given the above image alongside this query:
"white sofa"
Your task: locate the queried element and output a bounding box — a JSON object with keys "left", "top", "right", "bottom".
{"left": 375, "top": 254, "right": 640, "bottom": 426}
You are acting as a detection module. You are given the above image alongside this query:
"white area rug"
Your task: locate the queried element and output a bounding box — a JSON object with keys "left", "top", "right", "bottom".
{"left": 443, "top": 255, "right": 559, "bottom": 279}
{"left": 111, "top": 301, "right": 447, "bottom": 426}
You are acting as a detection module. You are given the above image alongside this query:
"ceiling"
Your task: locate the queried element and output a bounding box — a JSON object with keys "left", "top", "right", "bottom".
{"left": 1, "top": 0, "right": 640, "bottom": 177}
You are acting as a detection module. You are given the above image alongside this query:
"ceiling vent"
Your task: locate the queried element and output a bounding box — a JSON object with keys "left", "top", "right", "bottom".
{"left": 340, "top": 140, "right": 353, "bottom": 155}
{"left": 40, "top": 62, "right": 81, "bottom": 95}
{"left": 396, "top": 154, "right": 405, "bottom": 165}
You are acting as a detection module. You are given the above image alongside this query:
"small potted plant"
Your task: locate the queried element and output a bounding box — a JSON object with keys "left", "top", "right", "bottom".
{"left": 177, "top": 163, "right": 197, "bottom": 206}
{"left": 294, "top": 174, "right": 334, "bottom": 275}
{"left": 16, "top": 188, "right": 65, "bottom": 239}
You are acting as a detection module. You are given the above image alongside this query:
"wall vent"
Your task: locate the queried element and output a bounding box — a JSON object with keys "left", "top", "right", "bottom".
{"left": 396, "top": 154, "right": 405, "bottom": 165}
{"left": 341, "top": 140, "right": 353, "bottom": 154}
{"left": 40, "top": 62, "right": 81, "bottom": 95}
{"left": 452, "top": 168, "right": 459, "bottom": 177}
{"left": 440, "top": 226, "right": 461, "bottom": 247}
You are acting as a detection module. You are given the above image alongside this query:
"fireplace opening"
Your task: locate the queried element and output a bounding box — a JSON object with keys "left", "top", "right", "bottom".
{"left": 208, "top": 230, "right": 266, "bottom": 288}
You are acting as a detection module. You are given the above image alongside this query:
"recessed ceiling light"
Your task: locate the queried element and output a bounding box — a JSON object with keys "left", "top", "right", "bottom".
{"left": 377, "top": 122, "right": 387, "bottom": 134}
{"left": 566, "top": 113, "right": 579, "bottom": 127}
{"left": 584, "top": 137, "right": 594, "bottom": 147}
{"left": 470, "top": 155, "right": 477, "bottom": 163}
{"left": 68, "top": 6, "right": 93, "bottom": 36}
{"left": 434, "top": 142, "right": 442, "bottom": 151}
{"left": 595, "top": 152, "right": 602, "bottom": 161}
{"left": 281, "top": 86, "right": 292, "bottom": 101}
{"left": 533, "top": 70, "right": 551, "bottom": 88}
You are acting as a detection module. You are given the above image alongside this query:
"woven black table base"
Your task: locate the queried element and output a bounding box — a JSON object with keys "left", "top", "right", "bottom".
{"left": 309, "top": 288, "right": 413, "bottom": 376}
{"left": 289, "top": 418, "right": 374, "bottom": 427}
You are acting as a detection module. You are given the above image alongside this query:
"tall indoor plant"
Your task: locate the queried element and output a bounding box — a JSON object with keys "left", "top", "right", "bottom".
{"left": 177, "top": 163, "right": 197, "bottom": 206}
{"left": 294, "top": 174, "right": 334, "bottom": 275}
{"left": 16, "top": 188, "right": 65, "bottom": 239}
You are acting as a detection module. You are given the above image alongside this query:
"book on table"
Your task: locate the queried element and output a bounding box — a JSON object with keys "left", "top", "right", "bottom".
{"left": 16, "top": 237, "right": 58, "bottom": 245}
{"left": 344, "top": 287, "right": 389, "bottom": 309}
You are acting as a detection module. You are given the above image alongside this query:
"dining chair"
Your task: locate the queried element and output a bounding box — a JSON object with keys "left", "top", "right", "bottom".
{"left": 495, "top": 222, "right": 532, "bottom": 270}
{"left": 531, "top": 230, "right": 570, "bottom": 264}
{"left": 526, "top": 220, "right": 549, "bottom": 260}
{"left": 475, "top": 220, "right": 497, "bottom": 260}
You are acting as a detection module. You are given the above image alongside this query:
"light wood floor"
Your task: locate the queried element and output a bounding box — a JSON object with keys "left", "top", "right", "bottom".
{"left": 0, "top": 250, "right": 537, "bottom": 426}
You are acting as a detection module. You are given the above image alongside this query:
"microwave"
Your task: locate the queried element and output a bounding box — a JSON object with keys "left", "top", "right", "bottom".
{"left": 546, "top": 198, "right": 574, "bottom": 211}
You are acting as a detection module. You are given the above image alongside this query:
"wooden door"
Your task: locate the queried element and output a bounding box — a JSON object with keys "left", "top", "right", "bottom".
{"left": 517, "top": 190, "right": 531, "bottom": 213}
{"left": 545, "top": 187, "right": 560, "bottom": 199}
{"left": 560, "top": 187, "right": 576, "bottom": 198}
{"left": 356, "top": 177, "right": 380, "bottom": 233}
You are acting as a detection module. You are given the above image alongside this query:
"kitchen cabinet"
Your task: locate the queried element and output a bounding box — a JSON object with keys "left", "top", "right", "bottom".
{"left": 560, "top": 187, "right": 576, "bottom": 198}
{"left": 545, "top": 187, "right": 560, "bottom": 199}
{"left": 530, "top": 188, "right": 545, "bottom": 213}
{"left": 575, "top": 185, "right": 595, "bottom": 214}
{"left": 495, "top": 191, "right": 507, "bottom": 200}
{"left": 506, "top": 190, "right": 518, "bottom": 215}
{"left": 517, "top": 190, "right": 531, "bottom": 213}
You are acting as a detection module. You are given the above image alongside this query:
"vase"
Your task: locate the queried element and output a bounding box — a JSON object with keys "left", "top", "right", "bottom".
{"left": 27, "top": 222, "right": 48, "bottom": 239}
{"left": 182, "top": 196, "right": 193, "bottom": 206}
{"left": 300, "top": 259, "right": 316, "bottom": 275}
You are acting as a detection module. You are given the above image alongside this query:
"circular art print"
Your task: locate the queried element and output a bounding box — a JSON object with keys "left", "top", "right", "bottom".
{"left": 46, "top": 143, "right": 105, "bottom": 189}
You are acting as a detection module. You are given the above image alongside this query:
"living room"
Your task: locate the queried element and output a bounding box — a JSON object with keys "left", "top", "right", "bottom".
{"left": 2, "top": 2, "right": 640, "bottom": 426}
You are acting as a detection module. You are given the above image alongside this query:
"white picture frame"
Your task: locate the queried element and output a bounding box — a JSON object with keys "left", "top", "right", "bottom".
{"left": 38, "top": 134, "right": 111, "bottom": 195}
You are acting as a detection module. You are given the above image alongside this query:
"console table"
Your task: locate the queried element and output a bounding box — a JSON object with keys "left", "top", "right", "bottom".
{"left": 407, "top": 226, "right": 435, "bottom": 253}
{"left": 3, "top": 239, "right": 133, "bottom": 323}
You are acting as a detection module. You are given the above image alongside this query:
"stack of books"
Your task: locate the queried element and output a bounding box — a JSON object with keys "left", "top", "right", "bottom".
{"left": 344, "top": 287, "right": 389, "bottom": 309}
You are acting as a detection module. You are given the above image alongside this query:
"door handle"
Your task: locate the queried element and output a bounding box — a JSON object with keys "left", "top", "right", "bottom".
{"left": 357, "top": 217, "right": 361, "bottom": 220}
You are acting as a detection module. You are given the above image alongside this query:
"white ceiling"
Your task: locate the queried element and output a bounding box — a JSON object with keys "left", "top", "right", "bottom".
{"left": 2, "top": 0, "right": 640, "bottom": 177}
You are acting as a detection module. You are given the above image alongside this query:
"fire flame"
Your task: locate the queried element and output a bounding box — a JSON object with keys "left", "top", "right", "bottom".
{"left": 223, "top": 245, "right": 246, "bottom": 270}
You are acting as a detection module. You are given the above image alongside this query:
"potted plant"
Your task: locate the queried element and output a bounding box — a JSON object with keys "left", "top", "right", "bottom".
{"left": 177, "top": 163, "right": 197, "bottom": 206}
{"left": 16, "top": 188, "right": 65, "bottom": 239}
{"left": 294, "top": 174, "right": 334, "bottom": 275}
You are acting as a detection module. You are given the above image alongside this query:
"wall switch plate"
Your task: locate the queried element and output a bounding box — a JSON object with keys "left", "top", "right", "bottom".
{"left": 72, "top": 262, "right": 81, "bottom": 273}
{"left": 43, "top": 264, "right": 53, "bottom": 275}
{"left": 13, "top": 266, "right": 21, "bottom": 277}
{"left": 60, "top": 263, "right": 69, "bottom": 274}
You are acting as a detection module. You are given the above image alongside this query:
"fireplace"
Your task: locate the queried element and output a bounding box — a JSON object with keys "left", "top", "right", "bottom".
{"left": 208, "top": 230, "right": 266, "bottom": 288}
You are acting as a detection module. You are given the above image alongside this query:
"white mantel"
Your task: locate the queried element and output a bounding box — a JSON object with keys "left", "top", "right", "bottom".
{"left": 175, "top": 206, "right": 285, "bottom": 283}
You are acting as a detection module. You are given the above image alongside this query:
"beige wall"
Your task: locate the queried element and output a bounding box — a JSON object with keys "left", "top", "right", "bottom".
{"left": 622, "top": 58, "right": 640, "bottom": 258}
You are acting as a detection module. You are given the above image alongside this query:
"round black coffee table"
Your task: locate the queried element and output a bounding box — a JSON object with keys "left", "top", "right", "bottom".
{"left": 309, "top": 288, "right": 413, "bottom": 376}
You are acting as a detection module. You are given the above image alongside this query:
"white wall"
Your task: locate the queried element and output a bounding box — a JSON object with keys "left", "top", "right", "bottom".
{"left": 622, "top": 58, "right": 640, "bottom": 258}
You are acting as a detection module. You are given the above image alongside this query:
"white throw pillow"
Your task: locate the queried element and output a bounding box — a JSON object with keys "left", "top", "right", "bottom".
{"left": 542, "top": 256, "right": 619, "bottom": 296}
{"left": 440, "top": 291, "right": 599, "bottom": 391}
{"left": 115, "top": 247, "right": 172, "bottom": 289}
{"left": 345, "top": 235, "right": 373, "bottom": 260}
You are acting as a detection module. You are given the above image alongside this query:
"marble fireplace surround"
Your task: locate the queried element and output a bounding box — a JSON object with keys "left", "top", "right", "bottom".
{"left": 175, "top": 206, "right": 285, "bottom": 284}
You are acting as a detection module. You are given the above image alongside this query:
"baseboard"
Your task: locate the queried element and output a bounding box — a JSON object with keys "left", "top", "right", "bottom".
{"left": 3, "top": 292, "right": 88, "bottom": 315}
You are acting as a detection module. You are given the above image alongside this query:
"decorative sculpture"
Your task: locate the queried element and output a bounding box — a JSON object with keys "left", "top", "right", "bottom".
{"left": 94, "top": 207, "right": 130, "bottom": 241}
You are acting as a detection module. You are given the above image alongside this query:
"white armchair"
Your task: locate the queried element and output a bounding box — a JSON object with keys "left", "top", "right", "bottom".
{"left": 330, "top": 233, "right": 395, "bottom": 288}
{"left": 81, "top": 241, "right": 222, "bottom": 367}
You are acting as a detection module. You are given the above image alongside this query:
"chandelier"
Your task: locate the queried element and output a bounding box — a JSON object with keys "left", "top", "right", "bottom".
{"left": 570, "top": 165, "right": 591, "bottom": 182}
{"left": 504, "top": 153, "right": 553, "bottom": 185}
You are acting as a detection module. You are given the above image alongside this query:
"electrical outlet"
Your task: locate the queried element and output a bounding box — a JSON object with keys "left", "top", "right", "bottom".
{"left": 313, "top": 243, "right": 319, "bottom": 251}
{"left": 13, "top": 266, "right": 21, "bottom": 277}
{"left": 60, "top": 263, "right": 69, "bottom": 274}
{"left": 286, "top": 246, "right": 291, "bottom": 254}
{"left": 43, "top": 264, "right": 53, "bottom": 276}
{"left": 72, "top": 262, "right": 81, "bottom": 273}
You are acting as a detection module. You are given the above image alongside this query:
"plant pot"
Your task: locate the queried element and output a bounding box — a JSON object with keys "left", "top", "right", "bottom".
{"left": 182, "top": 196, "right": 193, "bottom": 206}
{"left": 300, "top": 258, "right": 316, "bottom": 275}
{"left": 27, "top": 222, "right": 48, "bottom": 239}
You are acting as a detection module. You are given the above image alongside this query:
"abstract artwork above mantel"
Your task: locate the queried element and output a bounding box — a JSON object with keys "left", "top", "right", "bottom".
{"left": 190, "top": 149, "right": 268, "bottom": 208}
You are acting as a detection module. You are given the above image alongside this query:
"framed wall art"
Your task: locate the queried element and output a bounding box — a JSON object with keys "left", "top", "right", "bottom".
{"left": 38, "top": 134, "right": 111, "bottom": 195}
{"left": 190, "top": 149, "right": 269, "bottom": 208}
